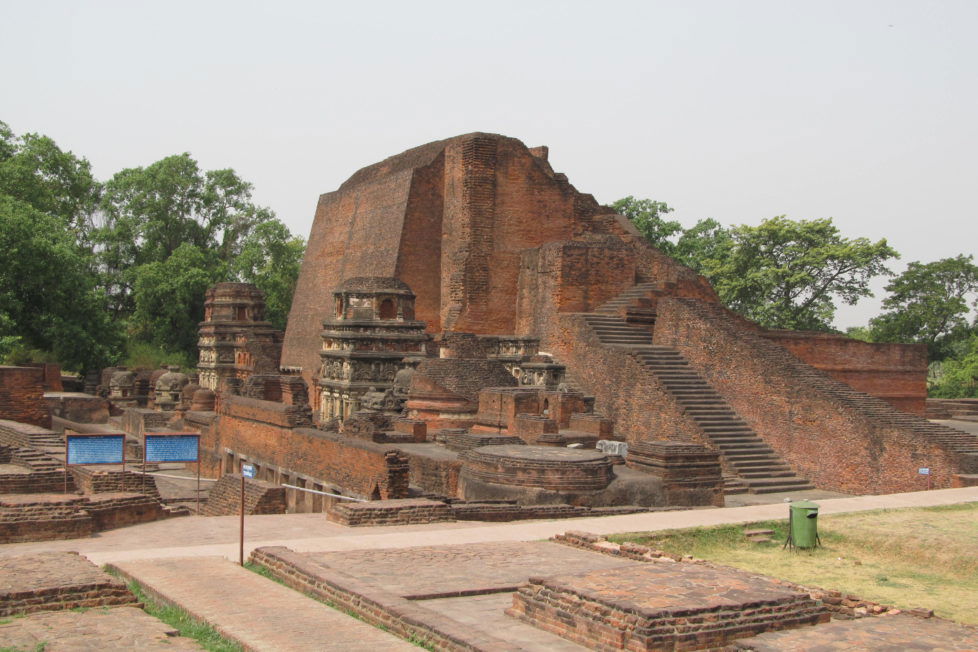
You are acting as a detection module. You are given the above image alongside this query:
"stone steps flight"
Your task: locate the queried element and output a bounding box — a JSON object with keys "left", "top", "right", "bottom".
{"left": 582, "top": 291, "right": 814, "bottom": 495}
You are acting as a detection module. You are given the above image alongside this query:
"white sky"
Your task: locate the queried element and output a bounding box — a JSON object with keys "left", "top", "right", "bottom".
{"left": 3, "top": 0, "right": 976, "bottom": 328}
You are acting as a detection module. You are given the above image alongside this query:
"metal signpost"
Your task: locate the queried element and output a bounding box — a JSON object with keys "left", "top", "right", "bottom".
{"left": 144, "top": 433, "right": 201, "bottom": 513}
{"left": 64, "top": 432, "right": 126, "bottom": 494}
{"left": 240, "top": 463, "right": 256, "bottom": 566}
{"left": 919, "top": 467, "right": 932, "bottom": 490}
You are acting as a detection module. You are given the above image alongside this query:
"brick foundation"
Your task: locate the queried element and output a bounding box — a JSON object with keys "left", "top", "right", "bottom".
{"left": 0, "top": 552, "right": 137, "bottom": 617}
{"left": 201, "top": 473, "right": 287, "bottom": 516}
{"left": 0, "top": 366, "right": 50, "bottom": 428}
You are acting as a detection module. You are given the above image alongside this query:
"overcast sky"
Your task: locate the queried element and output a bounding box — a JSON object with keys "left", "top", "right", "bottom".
{"left": 3, "top": 0, "right": 976, "bottom": 328}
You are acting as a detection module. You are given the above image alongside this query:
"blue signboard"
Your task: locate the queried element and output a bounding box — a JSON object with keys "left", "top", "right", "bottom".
{"left": 242, "top": 464, "right": 256, "bottom": 479}
{"left": 66, "top": 434, "right": 125, "bottom": 465}
{"left": 145, "top": 434, "right": 199, "bottom": 463}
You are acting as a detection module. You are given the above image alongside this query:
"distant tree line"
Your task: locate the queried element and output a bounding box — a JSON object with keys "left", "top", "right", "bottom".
{"left": 614, "top": 196, "right": 978, "bottom": 398}
{"left": 0, "top": 120, "right": 304, "bottom": 373}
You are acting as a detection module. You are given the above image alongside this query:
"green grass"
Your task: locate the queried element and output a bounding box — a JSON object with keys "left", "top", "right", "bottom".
{"left": 609, "top": 502, "right": 978, "bottom": 625}
{"left": 244, "top": 562, "right": 436, "bottom": 650}
{"left": 122, "top": 578, "right": 242, "bottom": 652}
{"left": 0, "top": 643, "right": 47, "bottom": 652}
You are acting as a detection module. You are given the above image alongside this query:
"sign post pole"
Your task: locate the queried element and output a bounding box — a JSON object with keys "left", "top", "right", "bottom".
{"left": 240, "top": 463, "right": 255, "bottom": 566}
{"left": 196, "top": 439, "right": 201, "bottom": 515}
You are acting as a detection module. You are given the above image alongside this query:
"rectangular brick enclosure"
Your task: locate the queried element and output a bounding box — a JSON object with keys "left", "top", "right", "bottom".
{"left": 507, "top": 563, "right": 829, "bottom": 651}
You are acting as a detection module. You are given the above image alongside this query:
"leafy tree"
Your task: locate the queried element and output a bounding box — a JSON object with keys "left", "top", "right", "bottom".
{"left": 868, "top": 255, "right": 978, "bottom": 360}
{"left": 613, "top": 196, "right": 682, "bottom": 254}
{"left": 95, "top": 154, "right": 275, "bottom": 316}
{"left": 0, "top": 121, "right": 101, "bottom": 237}
{"left": 0, "top": 195, "right": 122, "bottom": 371}
{"left": 702, "top": 216, "right": 897, "bottom": 331}
{"left": 230, "top": 220, "right": 305, "bottom": 329}
{"left": 673, "top": 217, "right": 733, "bottom": 274}
{"left": 930, "top": 334, "right": 978, "bottom": 398}
{"left": 130, "top": 243, "right": 222, "bottom": 357}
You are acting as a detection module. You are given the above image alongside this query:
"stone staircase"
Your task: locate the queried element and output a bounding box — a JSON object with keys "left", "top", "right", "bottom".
{"left": 675, "top": 297, "right": 978, "bottom": 463}
{"left": 580, "top": 311, "right": 813, "bottom": 495}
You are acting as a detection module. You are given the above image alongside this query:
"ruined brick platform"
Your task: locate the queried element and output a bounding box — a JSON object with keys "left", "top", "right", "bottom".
{"left": 0, "top": 606, "right": 202, "bottom": 651}
{"left": 732, "top": 612, "right": 978, "bottom": 650}
{"left": 0, "top": 551, "right": 137, "bottom": 617}
{"left": 460, "top": 445, "right": 613, "bottom": 491}
{"left": 507, "top": 563, "right": 829, "bottom": 651}
{"left": 327, "top": 498, "right": 454, "bottom": 526}
{"left": 0, "top": 493, "right": 94, "bottom": 542}
{"left": 437, "top": 430, "right": 525, "bottom": 452}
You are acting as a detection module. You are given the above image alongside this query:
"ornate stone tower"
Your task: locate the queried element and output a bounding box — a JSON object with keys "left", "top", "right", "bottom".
{"left": 318, "top": 277, "right": 429, "bottom": 421}
{"left": 197, "top": 283, "right": 283, "bottom": 391}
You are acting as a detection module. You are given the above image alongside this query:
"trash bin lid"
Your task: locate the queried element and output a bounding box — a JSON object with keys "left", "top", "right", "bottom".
{"left": 790, "top": 500, "right": 819, "bottom": 510}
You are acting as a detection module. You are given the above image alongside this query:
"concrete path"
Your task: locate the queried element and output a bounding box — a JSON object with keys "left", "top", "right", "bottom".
{"left": 1, "top": 486, "right": 975, "bottom": 566}
{"left": 111, "top": 556, "right": 416, "bottom": 652}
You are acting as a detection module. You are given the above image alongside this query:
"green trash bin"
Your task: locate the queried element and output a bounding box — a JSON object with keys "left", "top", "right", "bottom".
{"left": 789, "top": 500, "right": 820, "bottom": 549}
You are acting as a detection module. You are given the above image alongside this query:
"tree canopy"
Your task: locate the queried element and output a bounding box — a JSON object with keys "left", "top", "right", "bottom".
{"left": 868, "top": 255, "right": 978, "bottom": 360}
{"left": 709, "top": 216, "right": 898, "bottom": 331}
{"left": 0, "top": 120, "right": 305, "bottom": 370}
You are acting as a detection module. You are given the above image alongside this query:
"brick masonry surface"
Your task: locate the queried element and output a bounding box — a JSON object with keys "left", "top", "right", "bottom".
{"left": 0, "top": 551, "right": 137, "bottom": 617}
{"left": 0, "top": 367, "right": 50, "bottom": 429}
{"left": 0, "top": 606, "right": 203, "bottom": 651}
{"left": 201, "top": 473, "right": 286, "bottom": 516}
{"left": 507, "top": 564, "right": 828, "bottom": 651}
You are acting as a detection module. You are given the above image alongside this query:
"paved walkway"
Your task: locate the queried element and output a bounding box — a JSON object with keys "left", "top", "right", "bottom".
{"left": 0, "top": 486, "right": 974, "bottom": 565}
{"left": 111, "top": 557, "right": 416, "bottom": 652}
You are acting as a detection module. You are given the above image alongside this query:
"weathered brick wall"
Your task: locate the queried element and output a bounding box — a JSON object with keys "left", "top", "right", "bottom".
{"left": 0, "top": 366, "right": 50, "bottom": 428}
{"left": 0, "top": 553, "right": 138, "bottom": 617}
{"left": 534, "top": 312, "right": 707, "bottom": 447}
{"left": 402, "top": 450, "right": 461, "bottom": 498}
{"left": 0, "top": 496, "right": 95, "bottom": 544}
{"left": 44, "top": 393, "right": 109, "bottom": 424}
{"left": 283, "top": 134, "right": 633, "bottom": 386}
{"left": 120, "top": 408, "right": 170, "bottom": 442}
{"left": 653, "top": 297, "right": 966, "bottom": 493}
{"left": 763, "top": 330, "right": 928, "bottom": 415}
{"left": 70, "top": 467, "right": 161, "bottom": 498}
{"left": 326, "top": 498, "right": 453, "bottom": 526}
{"left": 201, "top": 473, "right": 287, "bottom": 516}
{"left": 206, "top": 395, "right": 410, "bottom": 500}
{"left": 0, "top": 469, "right": 70, "bottom": 494}
{"left": 82, "top": 493, "right": 169, "bottom": 530}
{"left": 516, "top": 240, "right": 636, "bottom": 334}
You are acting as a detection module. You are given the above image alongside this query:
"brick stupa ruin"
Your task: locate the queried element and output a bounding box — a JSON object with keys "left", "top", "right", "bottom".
{"left": 4, "top": 132, "right": 977, "bottom": 534}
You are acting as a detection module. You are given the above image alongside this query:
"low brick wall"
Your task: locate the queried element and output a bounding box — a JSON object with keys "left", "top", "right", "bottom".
{"left": 44, "top": 392, "right": 110, "bottom": 424}
{"left": 0, "top": 495, "right": 95, "bottom": 543}
{"left": 0, "top": 366, "right": 50, "bottom": 428}
{"left": 205, "top": 395, "right": 410, "bottom": 500}
{"left": 70, "top": 466, "right": 161, "bottom": 498}
{"left": 201, "top": 473, "right": 287, "bottom": 516}
{"left": 0, "top": 419, "right": 59, "bottom": 448}
{"left": 552, "top": 531, "right": 933, "bottom": 621}
{"left": 327, "top": 498, "right": 454, "bottom": 526}
{"left": 83, "top": 492, "right": 169, "bottom": 530}
{"left": 0, "top": 469, "right": 71, "bottom": 494}
{"left": 507, "top": 564, "right": 827, "bottom": 650}
{"left": 763, "top": 330, "right": 927, "bottom": 415}
{"left": 249, "top": 546, "right": 520, "bottom": 651}
{"left": 0, "top": 551, "right": 137, "bottom": 617}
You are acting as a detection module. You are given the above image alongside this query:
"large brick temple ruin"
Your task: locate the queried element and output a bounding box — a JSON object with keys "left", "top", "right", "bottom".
{"left": 3, "top": 132, "right": 978, "bottom": 533}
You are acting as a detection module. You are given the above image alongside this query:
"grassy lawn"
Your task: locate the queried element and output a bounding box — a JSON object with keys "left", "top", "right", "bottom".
{"left": 609, "top": 502, "right": 978, "bottom": 625}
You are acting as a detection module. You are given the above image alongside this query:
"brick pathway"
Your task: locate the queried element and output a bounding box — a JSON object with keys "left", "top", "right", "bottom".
{"left": 0, "top": 606, "right": 202, "bottom": 651}
{"left": 0, "top": 486, "right": 974, "bottom": 566}
{"left": 111, "top": 556, "right": 416, "bottom": 651}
